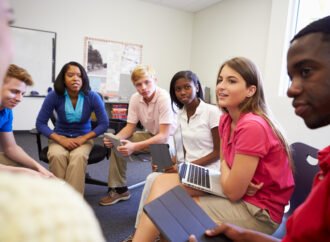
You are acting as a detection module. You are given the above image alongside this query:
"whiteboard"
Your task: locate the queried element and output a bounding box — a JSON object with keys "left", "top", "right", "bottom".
{"left": 11, "top": 26, "right": 56, "bottom": 96}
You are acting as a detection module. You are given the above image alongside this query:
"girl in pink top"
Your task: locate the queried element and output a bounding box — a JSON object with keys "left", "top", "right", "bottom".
{"left": 132, "top": 58, "right": 294, "bottom": 241}
{"left": 217, "top": 57, "right": 294, "bottom": 227}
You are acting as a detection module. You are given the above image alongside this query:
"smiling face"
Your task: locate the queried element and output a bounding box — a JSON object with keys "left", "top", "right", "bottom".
{"left": 0, "top": 77, "right": 26, "bottom": 110}
{"left": 64, "top": 65, "right": 83, "bottom": 94}
{"left": 174, "top": 77, "right": 198, "bottom": 106}
{"left": 287, "top": 33, "right": 330, "bottom": 129}
{"left": 216, "top": 65, "right": 255, "bottom": 113}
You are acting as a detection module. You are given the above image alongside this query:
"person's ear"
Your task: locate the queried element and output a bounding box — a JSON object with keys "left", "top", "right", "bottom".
{"left": 247, "top": 85, "right": 256, "bottom": 97}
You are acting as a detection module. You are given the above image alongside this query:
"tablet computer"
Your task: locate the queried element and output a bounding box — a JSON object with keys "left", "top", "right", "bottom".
{"left": 149, "top": 144, "right": 174, "bottom": 172}
{"left": 104, "top": 133, "right": 133, "bottom": 162}
{"left": 143, "top": 185, "right": 232, "bottom": 242}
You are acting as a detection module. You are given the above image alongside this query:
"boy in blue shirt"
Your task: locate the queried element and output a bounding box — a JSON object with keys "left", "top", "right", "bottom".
{"left": 0, "top": 64, "right": 54, "bottom": 178}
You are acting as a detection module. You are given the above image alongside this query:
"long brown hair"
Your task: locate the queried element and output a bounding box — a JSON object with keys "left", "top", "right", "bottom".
{"left": 217, "top": 57, "right": 293, "bottom": 167}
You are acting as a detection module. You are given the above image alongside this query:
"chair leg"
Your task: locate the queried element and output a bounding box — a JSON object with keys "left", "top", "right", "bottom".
{"left": 85, "top": 173, "right": 108, "bottom": 186}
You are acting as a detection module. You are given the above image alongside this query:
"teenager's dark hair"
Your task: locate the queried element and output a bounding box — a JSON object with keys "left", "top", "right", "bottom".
{"left": 169, "top": 70, "right": 204, "bottom": 111}
{"left": 54, "top": 61, "right": 91, "bottom": 95}
{"left": 291, "top": 15, "right": 330, "bottom": 43}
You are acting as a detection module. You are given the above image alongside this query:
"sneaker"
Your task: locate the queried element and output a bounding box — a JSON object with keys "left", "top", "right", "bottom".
{"left": 99, "top": 190, "right": 131, "bottom": 206}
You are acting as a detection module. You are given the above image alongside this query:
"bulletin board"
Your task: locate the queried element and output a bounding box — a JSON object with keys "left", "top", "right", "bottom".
{"left": 84, "top": 37, "right": 142, "bottom": 101}
{"left": 11, "top": 26, "right": 56, "bottom": 96}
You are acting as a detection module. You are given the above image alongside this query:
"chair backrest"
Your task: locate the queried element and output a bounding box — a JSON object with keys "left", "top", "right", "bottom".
{"left": 289, "top": 142, "right": 319, "bottom": 213}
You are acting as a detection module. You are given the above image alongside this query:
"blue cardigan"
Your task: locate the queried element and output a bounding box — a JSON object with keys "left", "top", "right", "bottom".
{"left": 36, "top": 91, "right": 109, "bottom": 138}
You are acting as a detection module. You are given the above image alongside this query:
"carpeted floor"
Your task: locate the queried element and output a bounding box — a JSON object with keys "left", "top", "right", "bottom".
{"left": 14, "top": 131, "right": 152, "bottom": 242}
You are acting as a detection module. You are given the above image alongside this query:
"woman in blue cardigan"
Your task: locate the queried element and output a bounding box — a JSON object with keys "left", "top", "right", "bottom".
{"left": 36, "top": 61, "right": 109, "bottom": 194}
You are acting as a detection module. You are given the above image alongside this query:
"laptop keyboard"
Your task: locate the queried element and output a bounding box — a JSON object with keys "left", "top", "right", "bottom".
{"left": 187, "top": 164, "right": 210, "bottom": 189}
{"left": 179, "top": 163, "right": 187, "bottom": 179}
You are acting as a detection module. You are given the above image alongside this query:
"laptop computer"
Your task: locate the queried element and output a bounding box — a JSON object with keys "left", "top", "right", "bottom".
{"left": 149, "top": 144, "right": 226, "bottom": 197}
{"left": 143, "top": 185, "right": 232, "bottom": 242}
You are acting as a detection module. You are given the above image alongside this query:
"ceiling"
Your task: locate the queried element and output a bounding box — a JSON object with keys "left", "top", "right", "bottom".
{"left": 140, "top": 0, "right": 223, "bottom": 13}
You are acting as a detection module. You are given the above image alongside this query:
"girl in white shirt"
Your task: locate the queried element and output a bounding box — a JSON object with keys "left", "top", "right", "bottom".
{"left": 126, "top": 71, "right": 221, "bottom": 241}
{"left": 170, "top": 70, "right": 221, "bottom": 169}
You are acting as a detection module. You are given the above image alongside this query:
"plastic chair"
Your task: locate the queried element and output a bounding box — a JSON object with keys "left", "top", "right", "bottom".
{"left": 272, "top": 142, "right": 319, "bottom": 238}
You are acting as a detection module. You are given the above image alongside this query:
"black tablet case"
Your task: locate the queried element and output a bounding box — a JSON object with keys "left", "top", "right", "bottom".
{"left": 149, "top": 144, "right": 174, "bottom": 172}
{"left": 143, "top": 186, "right": 232, "bottom": 242}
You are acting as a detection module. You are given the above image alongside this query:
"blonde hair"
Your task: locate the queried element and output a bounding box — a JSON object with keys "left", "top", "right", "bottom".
{"left": 131, "top": 64, "right": 156, "bottom": 83}
{"left": 5, "top": 64, "right": 33, "bottom": 86}
{"left": 0, "top": 173, "right": 105, "bottom": 242}
{"left": 217, "top": 57, "right": 293, "bottom": 167}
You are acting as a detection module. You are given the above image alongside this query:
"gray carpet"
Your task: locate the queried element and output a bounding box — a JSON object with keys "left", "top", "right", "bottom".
{"left": 14, "top": 131, "right": 152, "bottom": 242}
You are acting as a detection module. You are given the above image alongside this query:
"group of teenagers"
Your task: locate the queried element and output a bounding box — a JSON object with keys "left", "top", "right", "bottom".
{"left": 1, "top": 0, "right": 329, "bottom": 241}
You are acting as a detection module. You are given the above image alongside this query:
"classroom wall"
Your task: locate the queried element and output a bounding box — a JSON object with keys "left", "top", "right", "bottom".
{"left": 191, "top": 0, "right": 330, "bottom": 149}
{"left": 10, "top": 0, "right": 193, "bottom": 129}
{"left": 11, "top": 0, "right": 329, "bottom": 150}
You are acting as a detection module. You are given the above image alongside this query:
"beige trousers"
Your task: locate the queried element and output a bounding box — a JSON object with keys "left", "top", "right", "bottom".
{"left": 108, "top": 132, "right": 153, "bottom": 188}
{"left": 199, "top": 195, "right": 279, "bottom": 234}
{"left": 0, "top": 152, "right": 21, "bottom": 167}
{"left": 47, "top": 139, "right": 94, "bottom": 194}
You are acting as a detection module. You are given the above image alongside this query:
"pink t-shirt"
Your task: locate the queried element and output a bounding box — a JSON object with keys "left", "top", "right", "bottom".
{"left": 127, "top": 87, "right": 176, "bottom": 135}
{"left": 219, "top": 113, "right": 294, "bottom": 223}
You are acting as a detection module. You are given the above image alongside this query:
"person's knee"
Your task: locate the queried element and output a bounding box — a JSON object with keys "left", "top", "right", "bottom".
{"left": 152, "top": 173, "right": 179, "bottom": 191}
{"left": 146, "top": 172, "right": 161, "bottom": 182}
{"left": 69, "top": 153, "right": 88, "bottom": 166}
{"left": 48, "top": 150, "right": 68, "bottom": 161}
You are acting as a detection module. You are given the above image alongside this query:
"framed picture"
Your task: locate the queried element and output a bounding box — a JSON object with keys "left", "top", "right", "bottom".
{"left": 84, "top": 37, "right": 142, "bottom": 101}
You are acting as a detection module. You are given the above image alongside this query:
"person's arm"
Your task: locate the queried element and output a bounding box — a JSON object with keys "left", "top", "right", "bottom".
{"left": 49, "top": 131, "right": 97, "bottom": 151}
{"left": 189, "top": 223, "right": 280, "bottom": 242}
{"left": 91, "top": 92, "right": 109, "bottom": 136}
{"left": 0, "top": 132, "right": 54, "bottom": 177}
{"left": 221, "top": 154, "right": 259, "bottom": 201}
{"left": 191, "top": 127, "right": 220, "bottom": 166}
{"left": 36, "top": 92, "right": 57, "bottom": 138}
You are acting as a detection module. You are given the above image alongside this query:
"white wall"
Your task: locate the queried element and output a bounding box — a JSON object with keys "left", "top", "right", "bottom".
{"left": 263, "top": 0, "right": 330, "bottom": 149}
{"left": 191, "top": 0, "right": 271, "bottom": 102}
{"left": 191, "top": 0, "right": 329, "bottom": 149}
{"left": 10, "top": 0, "right": 193, "bottom": 129}
{"left": 11, "top": 0, "right": 330, "bottom": 150}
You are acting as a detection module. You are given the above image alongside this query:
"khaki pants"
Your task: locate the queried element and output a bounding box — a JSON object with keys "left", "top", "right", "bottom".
{"left": 108, "top": 132, "right": 153, "bottom": 188}
{"left": 0, "top": 152, "right": 21, "bottom": 167}
{"left": 47, "top": 139, "right": 94, "bottom": 194}
{"left": 199, "top": 196, "right": 279, "bottom": 234}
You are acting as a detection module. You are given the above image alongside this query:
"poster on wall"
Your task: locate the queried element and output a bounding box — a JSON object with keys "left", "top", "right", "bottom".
{"left": 84, "top": 37, "right": 142, "bottom": 101}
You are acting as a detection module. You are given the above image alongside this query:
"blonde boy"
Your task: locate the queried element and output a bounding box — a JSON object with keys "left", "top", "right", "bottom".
{"left": 99, "top": 65, "right": 176, "bottom": 206}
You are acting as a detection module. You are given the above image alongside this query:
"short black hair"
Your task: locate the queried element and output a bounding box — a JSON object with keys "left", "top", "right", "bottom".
{"left": 54, "top": 61, "right": 91, "bottom": 95}
{"left": 291, "top": 15, "right": 330, "bottom": 42}
{"left": 169, "top": 70, "right": 204, "bottom": 111}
